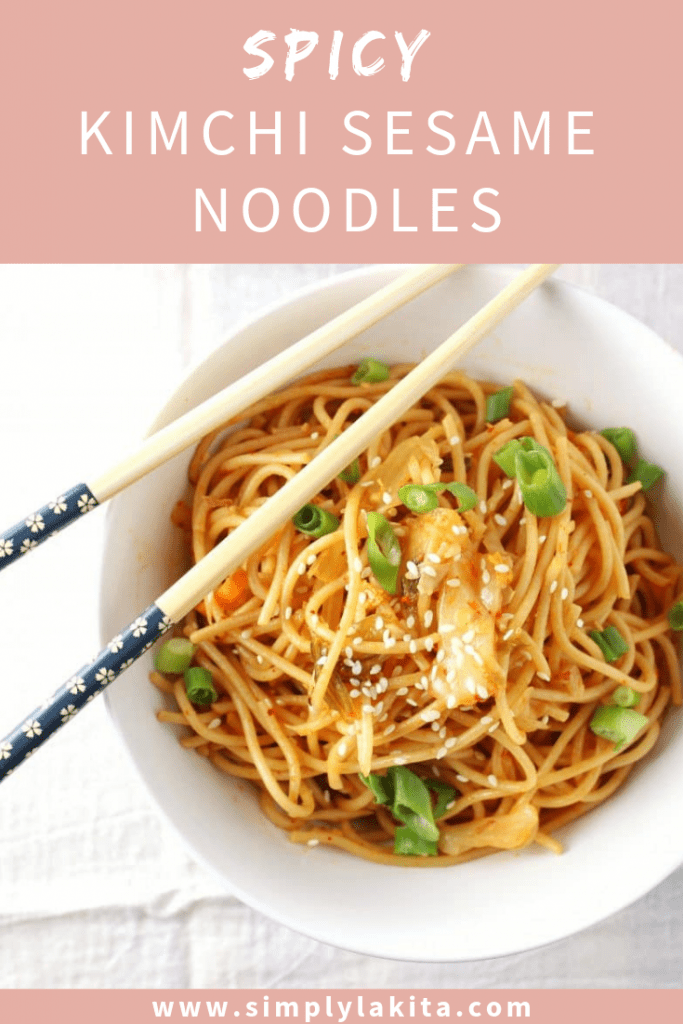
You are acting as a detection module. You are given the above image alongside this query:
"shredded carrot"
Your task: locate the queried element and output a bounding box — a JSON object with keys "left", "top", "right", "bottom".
{"left": 215, "top": 569, "right": 250, "bottom": 611}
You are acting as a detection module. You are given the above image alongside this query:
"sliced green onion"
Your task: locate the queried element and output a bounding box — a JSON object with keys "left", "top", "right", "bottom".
{"left": 627, "top": 459, "right": 665, "bottom": 492}
{"left": 359, "top": 772, "right": 392, "bottom": 805}
{"left": 338, "top": 457, "right": 361, "bottom": 485}
{"left": 387, "top": 764, "right": 439, "bottom": 842}
{"left": 184, "top": 666, "right": 217, "bottom": 706}
{"left": 589, "top": 625, "right": 629, "bottom": 663}
{"left": 492, "top": 436, "right": 544, "bottom": 478}
{"left": 515, "top": 444, "right": 567, "bottom": 518}
{"left": 486, "top": 386, "right": 514, "bottom": 423}
{"left": 668, "top": 601, "right": 683, "bottom": 630}
{"left": 351, "top": 358, "right": 390, "bottom": 385}
{"left": 425, "top": 779, "right": 457, "bottom": 818}
{"left": 154, "top": 637, "right": 196, "bottom": 675}
{"left": 612, "top": 685, "right": 641, "bottom": 708}
{"left": 393, "top": 826, "right": 438, "bottom": 857}
{"left": 398, "top": 481, "right": 477, "bottom": 515}
{"left": 293, "top": 504, "right": 339, "bottom": 538}
{"left": 590, "top": 705, "right": 648, "bottom": 751}
{"left": 366, "top": 511, "right": 401, "bottom": 594}
{"left": 601, "top": 427, "right": 637, "bottom": 464}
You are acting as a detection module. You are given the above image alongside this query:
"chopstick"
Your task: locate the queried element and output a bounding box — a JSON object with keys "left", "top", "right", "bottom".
{"left": 0, "top": 264, "right": 560, "bottom": 782}
{"left": 0, "top": 264, "right": 462, "bottom": 575}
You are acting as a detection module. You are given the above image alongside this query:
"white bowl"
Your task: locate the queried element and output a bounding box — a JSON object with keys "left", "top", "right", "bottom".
{"left": 101, "top": 265, "right": 683, "bottom": 961}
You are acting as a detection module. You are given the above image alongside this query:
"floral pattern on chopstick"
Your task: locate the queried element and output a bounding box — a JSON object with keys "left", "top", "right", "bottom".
{"left": 0, "top": 483, "right": 99, "bottom": 569}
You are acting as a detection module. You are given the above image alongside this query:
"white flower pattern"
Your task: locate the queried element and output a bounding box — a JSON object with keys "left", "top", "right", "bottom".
{"left": 25, "top": 513, "right": 45, "bottom": 533}
{"left": 131, "top": 616, "right": 148, "bottom": 637}
{"left": 0, "top": 538, "right": 13, "bottom": 558}
{"left": 95, "top": 667, "right": 116, "bottom": 685}
{"left": 48, "top": 496, "right": 68, "bottom": 514}
{"left": 21, "top": 719, "right": 42, "bottom": 739}
{"left": 108, "top": 635, "right": 124, "bottom": 653}
{"left": 20, "top": 538, "right": 37, "bottom": 554}
{"left": 0, "top": 742, "right": 12, "bottom": 760}
{"left": 77, "top": 493, "right": 97, "bottom": 514}
{"left": 59, "top": 705, "right": 78, "bottom": 721}
{"left": 68, "top": 676, "right": 85, "bottom": 694}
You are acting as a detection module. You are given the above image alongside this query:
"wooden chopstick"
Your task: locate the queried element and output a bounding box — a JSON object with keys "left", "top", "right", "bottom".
{"left": 0, "top": 263, "right": 560, "bottom": 782}
{"left": 0, "top": 264, "right": 462, "bottom": 576}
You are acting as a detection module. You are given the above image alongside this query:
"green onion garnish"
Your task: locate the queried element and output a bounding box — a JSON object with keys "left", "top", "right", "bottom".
{"left": 492, "top": 436, "right": 544, "bottom": 478}
{"left": 293, "top": 504, "right": 339, "bottom": 538}
{"left": 600, "top": 427, "right": 637, "bottom": 464}
{"left": 339, "top": 458, "right": 361, "bottom": 484}
{"left": 589, "top": 625, "right": 629, "bottom": 663}
{"left": 366, "top": 511, "right": 401, "bottom": 594}
{"left": 154, "top": 637, "right": 196, "bottom": 675}
{"left": 514, "top": 443, "right": 567, "bottom": 518}
{"left": 393, "top": 826, "right": 438, "bottom": 857}
{"left": 398, "top": 481, "right": 477, "bottom": 515}
{"left": 668, "top": 602, "right": 683, "bottom": 630}
{"left": 590, "top": 705, "right": 648, "bottom": 752}
{"left": 486, "top": 386, "right": 514, "bottom": 423}
{"left": 351, "top": 358, "right": 390, "bottom": 385}
{"left": 627, "top": 459, "right": 665, "bottom": 492}
{"left": 360, "top": 766, "right": 457, "bottom": 857}
{"left": 184, "top": 666, "right": 218, "bottom": 706}
{"left": 612, "top": 685, "right": 641, "bottom": 708}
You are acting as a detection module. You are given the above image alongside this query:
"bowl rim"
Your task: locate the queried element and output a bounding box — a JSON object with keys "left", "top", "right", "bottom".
{"left": 101, "top": 264, "right": 683, "bottom": 962}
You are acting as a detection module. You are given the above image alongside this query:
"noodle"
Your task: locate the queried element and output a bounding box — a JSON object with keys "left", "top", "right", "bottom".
{"left": 153, "top": 365, "right": 683, "bottom": 865}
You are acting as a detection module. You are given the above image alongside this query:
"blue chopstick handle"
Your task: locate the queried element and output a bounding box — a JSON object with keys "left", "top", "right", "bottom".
{"left": 0, "top": 603, "right": 172, "bottom": 780}
{"left": 0, "top": 483, "right": 99, "bottom": 570}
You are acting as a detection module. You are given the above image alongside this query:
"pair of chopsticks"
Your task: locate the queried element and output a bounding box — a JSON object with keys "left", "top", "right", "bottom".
{"left": 0, "top": 264, "right": 560, "bottom": 781}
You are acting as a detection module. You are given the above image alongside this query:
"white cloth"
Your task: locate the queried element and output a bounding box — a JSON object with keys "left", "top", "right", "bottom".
{"left": 1, "top": 264, "right": 682, "bottom": 988}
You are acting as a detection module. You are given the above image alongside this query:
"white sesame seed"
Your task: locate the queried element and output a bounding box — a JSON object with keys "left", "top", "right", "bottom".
{"left": 427, "top": 553, "right": 442, "bottom": 564}
{"left": 577, "top": 618, "right": 584, "bottom": 628}
{"left": 345, "top": 646, "right": 353, "bottom": 658}
{"left": 464, "top": 643, "right": 475, "bottom": 656}
{"left": 537, "top": 672, "right": 551, "bottom": 682}
{"left": 406, "top": 560, "right": 419, "bottom": 576}
{"left": 494, "top": 563, "right": 508, "bottom": 573}
{"left": 447, "top": 578, "right": 461, "bottom": 588}
{"left": 519, "top": 517, "right": 526, "bottom": 525}
{"left": 337, "top": 742, "right": 347, "bottom": 757}
{"left": 451, "top": 525, "right": 460, "bottom": 536}
{"left": 383, "top": 491, "right": 392, "bottom": 505}
{"left": 439, "top": 624, "right": 456, "bottom": 634}
{"left": 494, "top": 514, "right": 507, "bottom": 527}
{"left": 422, "top": 565, "right": 438, "bottom": 578}
{"left": 551, "top": 398, "right": 566, "bottom": 408}
{"left": 584, "top": 489, "right": 593, "bottom": 499}
{"left": 476, "top": 684, "right": 488, "bottom": 699}
{"left": 502, "top": 479, "right": 513, "bottom": 490}
{"left": 284, "top": 606, "right": 292, "bottom": 620}
{"left": 421, "top": 709, "right": 440, "bottom": 722}
{"left": 461, "top": 629, "right": 474, "bottom": 644}
{"left": 358, "top": 591, "right": 367, "bottom": 605}
{"left": 402, "top": 633, "right": 411, "bottom": 642}
{"left": 425, "top": 637, "right": 435, "bottom": 652}
{"left": 370, "top": 456, "right": 382, "bottom": 469}
{"left": 449, "top": 435, "right": 460, "bottom": 445}
{"left": 409, "top": 640, "right": 417, "bottom": 654}
{"left": 307, "top": 838, "right": 320, "bottom": 847}
{"left": 396, "top": 687, "right": 409, "bottom": 696}
{"left": 257, "top": 655, "right": 264, "bottom": 664}
{"left": 436, "top": 746, "right": 448, "bottom": 759}
{"left": 550, "top": 580, "right": 558, "bottom": 594}
{"left": 353, "top": 636, "right": 363, "bottom": 646}
{"left": 446, "top": 695, "right": 456, "bottom": 709}
{"left": 482, "top": 569, "right": 491, "bottom": 585}
{"left": 384, "top": 723, "right": 396, "bottom": 735}
{"left": 424, "top": 610, "right": 434, "bottom": 628}
{"left": 456, "top": 774, "right": 468, "bottom": 782}
{"left": 360, "top": 480, "right": 374, "bottom": 487}
{"left": 352, "top": 663, "right": 362, "bottom": 676}
{"left": 561, "top": 587, "right": 569, "bottom": 601}
{"left": 436, "top": 649, "right": 445, "bottom": 663}
{"left": 465, "top": 679, "right": 476, "bottom": 695}
{"left": 369, "top": 664, "right": 381, "bottom": 675}
{"left": 487, "top": 774, "right": 498, "bottom": 787}
{"left": 479, "top": 500, "right": 487, "bottom": 514}
{"left": 353, "top": 557, "right": 363, "bottom": 573}
{"left": 241, "top": 630, "right": 252, "bottom": 639}
{"left": 503, "top": 629, "right": 514, "bottom": 641}
{"left": 306, "top": 553, "right": 316, "bottom": 565}
{"left": 406, "top": 698, "right": 418, "bottom": 707}
{"left": 539, "top": 535, "right": 547, "bottom": 544}
{"left": 488, "top": 723, "right": 499, "bottom": 733}
{"left": 379, "top": 677, "right": 388, "bottom": 688}
{"left": 311, "top": 432, "right": 320, "bottom": 440}
{"left": 208, "top": 718, "right": 221, "bottom": 729}
{"left": 480, "top": 716, "right": 493, "bottom": 725}
{"left": 297, "top": 562, "right": 306, "bottom": 575}
{"left": 375, "top": 616, "right": 384, "bottom": 631}
{"left": 316, "top": 656, "right": 328, "bottom": 666}
{"left": 394, "top": 757, "right": 408, "bottom": 766}
{"left": 349, "top": 689, "right": 360, "bottom": 698}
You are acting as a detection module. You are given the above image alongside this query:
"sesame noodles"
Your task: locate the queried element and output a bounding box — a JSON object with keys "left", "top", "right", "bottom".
{"left": 152, "top": 365, "right": 683, "bottom": 866}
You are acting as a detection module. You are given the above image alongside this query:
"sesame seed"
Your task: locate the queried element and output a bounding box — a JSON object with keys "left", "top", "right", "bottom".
{"left": 427, "top": 553, "right": 442, "bottom": 564}
{"left": 551, "top": 398, "right": 566, "bottom": 408}
{"left": 360, "top": 480, "right": 374, "bottom": 487}
{"left": 584, "top": 489, "right": 593, "bottom": 499}
{"left": 449, "top": 435, "right": 460, "bottom": 445}
{"left": 379, "top": 677, "right": 388, "bottom": 688}
{"left": 307, "top": 838, "right": 320, "bottom": 847}
{"left": 482, "top": 569, "right": 491, "bottom": 584}
{"left": 439, "top": 624, "right": 455, "bottom": 634}
{"left": 479, "top": 500, "right": 487, "bottom": 514}
{"left": 338, "top": 742, "right": 347, "bottom": 757}
{"left": 462, "top": 629, "right": 475, "bottom": 643}
{"left": 488, "top": 723, "right": 499, "bottom": 733}
{"left": 494, "top": 514, "right": 507, "bottom": 527}
{"left": 345, "top": 646, "right": 353, "bottom": 658}
{"left": 502, "top": 479, "right": 513, "bottom": 490}
{"left": 306, "top": 553, "right": 316, "bottom": 565}
{"left": 480, "top": 716, "right": 493, "bottom": 725}
{"left": 384, "top": 723, "right": 396, "bottom": 735}
{"left": 451, "top": 525, "right": 460, "bottom": 536}
{"left": 311, "top": 432, "right": 320, "bottom": 440}
{"left": 577, "top": 618, "right": 584, "bottom": 628}
{"left": 406, "top": 560, "right": 419, "bottom": 576}
{"left": 519, "top": 517, "right": 526, "bottom": 525}
{"left": 369, "top": 664, "right": 381, "bottom": 675}
{"left": 409, "top": 640, "right": 417, "bottom": 654}
{"left": 297, "top": 562, "right": 306, "bottom": 575}
{"left": 445, "top": 738, "right": 457, "bottom": 750}
{"left": 464, "top": 643, "right": 475, "bottom": 656}
{"left": 349, "top": 689, "right": 360, "bottom": 698}
{"left": 403, "top": 633, "right": 411, "bottom": 642}
{"left": 487, "top": 774, "right": 498, "bottom": 787}
{"left": 353, "top": 636, "right": 363, "bottom": 646}
{"left": 436, "top": 746, "right": 448, "bottom": 759}
{"left": 406, "top": 698, "right": 418, "bottom": 707}
{"left": 396, "top": 687, "right": 409, "bottom": 697}
{"left": 358, "top": 592, "right": 367, "bottom": 605}
{"left": 537, "top": 672, "right": 551, "bottom": 682}
{"left": 371, "top": 456, "right": 382, "bottom": 468}
{"left": 422, "top": 565, "right": 437, "bottom": 578}
{"left": 550, "top": 580, "right": 558, "bottom": 594}
{"left": 285, "top": 606, "right": 292, "bottom": 620}
{"left": 382, "top": 491, "right": 392, "bottom": 505}
{"left": 561, "top": 587, "right": 569, "bottom": 601}
{"left": 447, "top": 578, "right": 461, "bottom": 588}
{"left": 424, "top": 610, "right": 434, "bottom": 628}
{"left": 386, "top": 637, "right": 396, "bottom": 648}
{"left": 208, "top": 718, "right": 221, "bottom": 729}
{"left": 494, "top": 563, "right": 508, "bottom": 573}
{"left": 375, "top": 616, "right": 384, "bottom": 630}
{"left": 503, "top": 629, "right": 514, "bottom": 641}
{"left": 241, "top": 630, "right": 252, "bottom": 639}
{"left": 456, "top": 774, "right": 468, "bottom": 783}
{"left": 323, "top": 790, "right": 331, "bottom": 803}
{"left": 539, "top": 534, "right": 547, "bottom": 543}
{"left": 476, "top": 684, "right": 488, "bottom": 699}
{"left": 436, "top": 649, "right": 446, "bottom": 663}
{"left": 394, "top": 757, "right": 408, "bottom": 766}
{"left": 421, "top": 708, "right": 440, "bottom": 722}
{"left": 425, "top": 637, "right": 434, "bottom": 652}
{"left": 316, "top": 656, "right": 328, "bottom": 666}
{"left": 257, "top": 655, "right": 264, "bottom": 664}
{"left": 465, "top": 679, "right": 476, "bottom": 695}
{"left": 446, "top": 695, "right": 456, "bottom": 709}
{"left": 353, "top": 557, "right": 363, "bottom": 573}
{"left": 352, "top": 663, "right": 362, "bottom": 676}
{"left": 431, "top": 722, "right": 440, "bottom": 732}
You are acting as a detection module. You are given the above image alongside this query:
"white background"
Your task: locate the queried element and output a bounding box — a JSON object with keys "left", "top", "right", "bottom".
{"left": 0, "top": 264, "right": 682, "bottom": 987}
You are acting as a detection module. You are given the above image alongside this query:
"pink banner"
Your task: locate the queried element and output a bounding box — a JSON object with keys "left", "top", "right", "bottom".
{"left": 0, "top": 989, "right": 681, "bottom": 1021}
{"left": 2, "top": 0, "right": 683, "bottom": 260}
